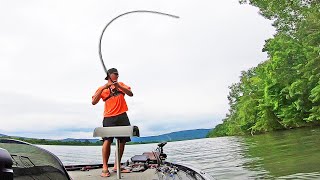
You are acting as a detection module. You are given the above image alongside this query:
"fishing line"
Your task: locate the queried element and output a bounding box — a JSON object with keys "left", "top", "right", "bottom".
{"left": 98, "top": 10, "right": 179, "bottom": 79}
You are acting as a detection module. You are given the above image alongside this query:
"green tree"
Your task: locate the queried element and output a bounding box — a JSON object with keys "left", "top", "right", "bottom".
{"left": 209, "top": 0, "right": 320, "bottom": 137}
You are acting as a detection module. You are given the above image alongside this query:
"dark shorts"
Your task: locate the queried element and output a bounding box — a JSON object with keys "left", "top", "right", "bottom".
{"left": 102, "top": 112, "right": 131, "bottom": 143}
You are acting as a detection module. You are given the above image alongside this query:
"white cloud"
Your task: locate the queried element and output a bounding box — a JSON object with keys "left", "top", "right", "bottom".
{"left": 0, "top": 0, "right": 275, "bottom": 139}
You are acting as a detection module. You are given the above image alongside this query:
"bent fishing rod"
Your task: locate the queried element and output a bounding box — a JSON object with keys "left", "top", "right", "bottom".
{"left": 98, "top": 10, "right": 179, "bottom": 81}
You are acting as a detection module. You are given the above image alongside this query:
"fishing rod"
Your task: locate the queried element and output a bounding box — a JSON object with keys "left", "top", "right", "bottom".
{"left": 98, "top": 10, "right": 179, "bottom": 80}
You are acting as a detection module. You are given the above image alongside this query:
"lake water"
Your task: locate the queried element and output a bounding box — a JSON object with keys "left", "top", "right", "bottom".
{"left": 39, "top": 127, "right": 320, "bottom": 179}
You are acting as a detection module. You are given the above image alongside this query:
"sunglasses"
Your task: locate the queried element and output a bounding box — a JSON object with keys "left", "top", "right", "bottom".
{"left": 113, "top": 73, "right": 119, "bottom": 76}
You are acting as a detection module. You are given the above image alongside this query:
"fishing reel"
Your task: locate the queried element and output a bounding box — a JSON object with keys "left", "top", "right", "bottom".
{"left": 110, "top": 88, "right": 121, "bottom": 96}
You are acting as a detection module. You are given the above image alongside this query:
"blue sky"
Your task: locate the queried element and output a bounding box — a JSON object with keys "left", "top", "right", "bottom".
{"left": 0, "top": 0, "right": 275, "bottom": 139}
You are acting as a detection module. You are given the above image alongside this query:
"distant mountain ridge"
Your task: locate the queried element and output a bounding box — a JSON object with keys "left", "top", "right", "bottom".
{"left": 61, "top": 129, "right": 211, "bottom": 143}
{"left": 132, "top": 129, "right": 211, "bottom": 143}
{"left": 0, "top": 129, "right": 211, "bottom": 143}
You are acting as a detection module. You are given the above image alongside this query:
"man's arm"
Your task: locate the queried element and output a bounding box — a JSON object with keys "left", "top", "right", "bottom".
{"left": 117, "top": 83, "right": 133, "bottom": 97}
{"left": 92, "top": 83, "right": 111, "bottom": 105}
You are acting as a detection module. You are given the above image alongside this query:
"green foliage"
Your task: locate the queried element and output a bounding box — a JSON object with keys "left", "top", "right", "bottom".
{"left": 1, "top": 137, "right": 163, "bottom": 146}
{"left": 9, "top": 137, "right": 104, "bottom": 146}
{"left": 208, "top": 123, "right": 229, "bottom": 137}
{"left": 209, "top": 0, "right": 320, "bottom": 137}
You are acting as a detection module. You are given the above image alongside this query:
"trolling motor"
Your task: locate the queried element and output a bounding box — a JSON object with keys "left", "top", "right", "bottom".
{"left": 157, "top": 142, "right": 167, "bottom": 160}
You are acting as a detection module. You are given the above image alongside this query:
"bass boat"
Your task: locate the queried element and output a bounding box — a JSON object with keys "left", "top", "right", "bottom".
{"left": 0, "top": 126, "right": 214, "bottom": 180}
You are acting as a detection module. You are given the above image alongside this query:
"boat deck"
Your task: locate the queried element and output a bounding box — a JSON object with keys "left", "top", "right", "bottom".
{"left": 68, "top": 167, "right": 159, "bottom": 180}
{"left": 67, "top": 166, "right": 200, "bottom": 180}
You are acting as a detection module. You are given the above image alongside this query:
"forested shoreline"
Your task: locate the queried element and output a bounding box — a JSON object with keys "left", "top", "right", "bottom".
{"left": 209, "top": 0, "right": 320, "bottom": 137}
{"left": 0, "top": 137, "right": 158, "bottom": 146}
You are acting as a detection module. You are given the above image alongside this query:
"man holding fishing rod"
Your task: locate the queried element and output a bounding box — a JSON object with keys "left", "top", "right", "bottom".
{"left": 92, "top": 68, "right": 133, "bottom": 177}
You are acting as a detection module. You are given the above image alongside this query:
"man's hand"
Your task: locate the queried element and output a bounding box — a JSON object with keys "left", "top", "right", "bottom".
{"left": 104, "top": 81, "right": 114, "bottom": 89}
{"left": 112, "top": 82, "right": 119, "bottom": 89}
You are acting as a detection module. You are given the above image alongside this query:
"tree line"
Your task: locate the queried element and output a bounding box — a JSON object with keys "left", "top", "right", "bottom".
{"left": 209, "top": 0, "right": 320, "bottom": 137}
{"left": 1, "top": 136, "right": 160, "bottom": 146}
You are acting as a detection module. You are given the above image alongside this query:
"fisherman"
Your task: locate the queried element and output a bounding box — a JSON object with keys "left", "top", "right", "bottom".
{"left": 92, "top": 68, "right": 133, "bottom": 177}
